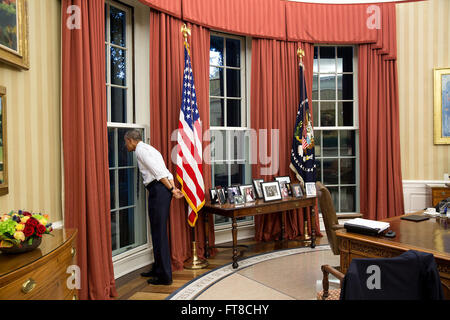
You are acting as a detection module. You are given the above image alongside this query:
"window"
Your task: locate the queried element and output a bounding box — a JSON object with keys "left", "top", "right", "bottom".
{"left": 209, "top": 33, "right": 251, "bottom": 225}
{"left": 312, "top": 46, "right": 359, "bottom": 214}
{"left": 105, "top": 1, "right": 147, "bottom": 257}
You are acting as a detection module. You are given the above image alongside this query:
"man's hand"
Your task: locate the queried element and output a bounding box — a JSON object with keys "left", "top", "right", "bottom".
{"left": 172, "top": 188, "right": 184, "bottom": 199}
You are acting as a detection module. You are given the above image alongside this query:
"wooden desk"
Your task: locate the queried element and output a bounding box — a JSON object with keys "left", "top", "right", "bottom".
{"left": 427, "top": 184, "right": 450, "bottom": 207}
{"left": 204, "top": 196, "right": 317, "bottom": 268}
{"left": 336, "top": 213, "right": 450, "bottom": 299}
{"left": 0, "top": 228, "right": 77, "bottom": 300}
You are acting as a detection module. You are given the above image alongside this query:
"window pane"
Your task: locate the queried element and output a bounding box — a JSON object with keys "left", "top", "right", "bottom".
{"left": 226, "top": 38, "right": 240, "bottom": 67}
{"left": 108, "top": 128, "right": 115, "bottom": 167}
{"left": 340, "top": 158, "right": 355, "bottom": 184}
{"left": 323, "top": 159, "right": 338, "bottom": 184}
{"left": 119, "top": 168, "right": 135, "bottom": 208}
{"left": 111, "top": 212, "right": 117, "bottom": 251}
{"left": 337, "top": 74, "right": 353, "bottom": 100}
{"left": 210, "top": 36, "right": 224, "bottom": 66}
{"left": 337, "top": 47, "right": 353, "bottom": 73}
{"left": 313, "top": 47, "right": 318, "bottom": 72}
{"left": 214, "top": 215, "right": 230, "bottom": 225}
{"left": 210, "top": 98, "right": 224, "bottom": 126}
{"left": 340, "top": 131, "right": 355, "bottom": 156}
{"left": 226, "top": 69, "right": 241, "bottom": 97}
{"left": 110, "top": 47, "right": 126, "bottom": 86}
{"left": 209, "top": 67, "right": 224, "bottom": 96}
{"left": 119, "top": 208, "right": 135, "bottom": 248}
{"left": 340, "top": 186, "right": 356, "bottom": 212}
{"left": 227, "top": 99, "right": 241, "bottom": 127}
{"left": 210, "top": 130, "right": 227, "bottom": 161}
{"left": 111, "top": 87, "right": 127, "bottom": 123}
{"left": 213, "top": 163, "right": 228, "bottom": 187}
{"left": 118, "top": 128, "right": 136, "bottom": 166}
{"left": 320, "top": 102, "right": 335, "bottom": 127}
{"left": 322, "top": 130, "right": 338, "bottom": 157}
{"left": 319, "top": 47, "right": 336, "bottom": 73}
{"left": 314, "top": 130, "right": 322, "bottom": 157}
{"left": 320, "top": 75, "right": 336, "bottom": 100}
{"left": 110, "top": 170, "right": 116, "bottom": 210}
{"left": 229, "top": 130, "right": 246, "bottom": 161}
{"left": 312, "top": 74, "right": 318, "bottom": 100}
{"left": 110, "top": 6, "right": 126, "bottom": 47}
{"left": 338, "top": 101, "right": 354, "bottom": 126}
{"left": 312, "top": 101, "right": 318, "bottom": 127}
{"left": 105, "top": 45, "right": 108, "bottom": 82}
{"left": 230, "top": 163, "right": 245, "bottom": 185}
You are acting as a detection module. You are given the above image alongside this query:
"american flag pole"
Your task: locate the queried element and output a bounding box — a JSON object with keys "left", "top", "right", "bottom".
{"left": 179, "top": 24, "right": 208, "bottom": 269}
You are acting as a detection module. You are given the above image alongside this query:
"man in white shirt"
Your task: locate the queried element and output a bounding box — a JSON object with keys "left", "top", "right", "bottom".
{"left": 124, "top": 129, "right": 183, "bottom": 285}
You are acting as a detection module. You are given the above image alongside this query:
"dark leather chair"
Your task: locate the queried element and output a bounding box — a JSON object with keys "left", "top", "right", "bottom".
{"left": 315, "top": 181, "right": 362, "bottom": 299}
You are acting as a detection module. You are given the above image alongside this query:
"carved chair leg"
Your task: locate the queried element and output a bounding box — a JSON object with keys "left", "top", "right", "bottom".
{"left": 321, "top": 265, "right": 329, "bottom": 300}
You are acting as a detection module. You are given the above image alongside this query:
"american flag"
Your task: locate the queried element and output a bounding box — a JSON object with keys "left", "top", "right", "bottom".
{"left": 176, "top": 42, "right": 205, "bottom": 227}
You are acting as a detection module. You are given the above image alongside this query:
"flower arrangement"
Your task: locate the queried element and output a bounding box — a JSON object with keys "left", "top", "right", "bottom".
{"left": 0, "top": 210, "right": 53, "bottom": 249}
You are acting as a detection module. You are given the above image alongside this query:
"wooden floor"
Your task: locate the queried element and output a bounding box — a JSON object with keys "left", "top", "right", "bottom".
{"left": 115, "top": 235, "right": 329, "bottom": 300}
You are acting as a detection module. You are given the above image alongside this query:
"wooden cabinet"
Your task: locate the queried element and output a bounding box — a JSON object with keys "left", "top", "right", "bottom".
{"left": 0, "top": 229, "right": 77, "bottom": 300}
{"left": 428, "top": 184, "right": 450, "bottom": 207}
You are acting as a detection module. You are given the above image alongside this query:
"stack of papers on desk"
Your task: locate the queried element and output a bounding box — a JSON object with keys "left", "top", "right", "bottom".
{"left": 344, "top": 218, "right": 390, "bottom": 235}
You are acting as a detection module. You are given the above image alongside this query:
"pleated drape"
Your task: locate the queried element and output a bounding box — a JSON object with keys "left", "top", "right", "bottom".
{"left": 250, "top": 39, "right": 322, "bottom": 241}
{"left": 149, "top": 10, "right": 215, "bottom": 271}
{"left": 62, "top": 0, "right": 117, "bottom": 300}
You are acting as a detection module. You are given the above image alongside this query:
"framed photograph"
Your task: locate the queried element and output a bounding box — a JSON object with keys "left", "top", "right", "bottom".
{"left": 280, "top": 183, "right": 289, "bottom": 198}
{"left": 239, "top": 184, "right": 256, "bottom": 203}
{"left": 0, "top": 0, "right": 29, "bottom": 69}
{"left": 209, "top": 188, "right": 218, "bottom": 204}
{"left": 274, "top": 176, "right": 291, "bottom": 184}
{"left": 305, "top": 182, "right": 317, "bottom": 197}
{"left": 261, "top": 181, "right": 282, "bottom": 202}
{"left": 252, "top": 179, "right": 264, "bottom": 199}
{"left": 433, "top": 68, "right": 450, "bottom": 144}
{"left": 234, "top": 195, "right": 245, "bottom": 206}
{"left": 291, "top": 184, "right": 303, "bottom": 198}
{"left": 215, "top": 186, "right": 226, "bottom": 205}
{"left": 227, "top": 185, "right": 240, "bottom": 204}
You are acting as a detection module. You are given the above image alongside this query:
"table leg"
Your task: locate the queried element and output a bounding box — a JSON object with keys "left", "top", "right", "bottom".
{"left": 232, "top": 217, "right": 238, "bottom": 269}
{"left": 281, "top": 212, "right": 286, "bottom": 240}
{"left": 205, "top": 212, "right": 210, "bottom": 259}
{"left": 310, "top": 206, "right": 316, "bottom": 248}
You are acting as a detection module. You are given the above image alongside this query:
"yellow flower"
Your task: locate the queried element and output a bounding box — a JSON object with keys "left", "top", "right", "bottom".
{"left": 20, "top": 216, "right": 30, "bottom": 224}
{"left": 1, "top": 215, "right": 11, "bottom": 222}
{"left": 15, "top": 223, "right": 25, "bottom": 231}
{"left": 13, "top": 231, "right": 25, "bottom": 241}
{"left": 39, "top": 219, "right": 48, "bottom": 226}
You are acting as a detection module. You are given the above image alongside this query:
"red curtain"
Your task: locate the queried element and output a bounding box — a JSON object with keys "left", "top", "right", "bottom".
{"left": 358, "top": 44, "right": 404, "bottom": 220}
{"left": 182, "top": 0, "right": 286, "bottom": 40}
{"left": 149, "top": 10, "right": 215, "bottom": 271}
{"left": 250, "top": 39, "right": 322, "bottom": 240}
{"left": 62, "top": 0, "right": 117, "bottom": 300}
{"left": 138, "top": 0, "right": 182, "bottom": 18}
{"left": 285, "top": 2, "right": 378, "bottom": 44}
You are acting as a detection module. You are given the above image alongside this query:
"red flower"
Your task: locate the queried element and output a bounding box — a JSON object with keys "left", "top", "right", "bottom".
{"left": 23, "top": 225, "right": 35, "bottom": 237}
{"left": 23, "top": 211, "right": 32, "bottom": 217}
{"left": 26, "top": 217, "right": 39, "bottom": 227}
{"left": 36, "top": 224, "right": 46, "bottom": 235}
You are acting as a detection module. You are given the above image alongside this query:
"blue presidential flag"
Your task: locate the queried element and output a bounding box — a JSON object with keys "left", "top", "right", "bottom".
{"left": 290, "top": 60, "right": 316, "bottom": 184}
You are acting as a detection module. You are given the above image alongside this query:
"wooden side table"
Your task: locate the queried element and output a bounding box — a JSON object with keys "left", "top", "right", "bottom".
{"left": 427, "top": 184, "right": 450, "bottom": 207}
{"left": 0, "top": 228, "right": 77, "bottom": 300}
{"left": 203, "top": 196, "right": 317, "bottom": 268}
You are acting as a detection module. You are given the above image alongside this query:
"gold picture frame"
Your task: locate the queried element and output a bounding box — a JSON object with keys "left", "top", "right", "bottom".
{"left": 0, "top": 86, "right": 8, "bottom": 196}
{"left": 0, "top": 0, "right": 29, "bottom": 70}
{"left": 434, "top": 67, "right": 450, "bottom": 144}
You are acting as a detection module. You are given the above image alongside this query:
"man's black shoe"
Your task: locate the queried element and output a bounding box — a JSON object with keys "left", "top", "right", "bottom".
{"left": 140, "top": 270, "right": 156, "bottom": 277}
{"left": 147, "top": 277, "right": 173, "bottom": 285}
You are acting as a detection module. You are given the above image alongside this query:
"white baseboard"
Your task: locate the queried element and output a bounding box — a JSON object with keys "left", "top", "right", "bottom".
{"left": 214, "top": 223, "right": 255, "bottom": 245}
{"left": 402, "top": 180, "right": 447, "bottom": 213}
{"left": 113, "top": 247, "right": 154, "bottom": 279}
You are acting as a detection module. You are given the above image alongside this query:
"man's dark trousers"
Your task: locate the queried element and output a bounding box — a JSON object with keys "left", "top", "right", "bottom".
{"left": 146, "top": 180, "right": 173, "bottom": 282}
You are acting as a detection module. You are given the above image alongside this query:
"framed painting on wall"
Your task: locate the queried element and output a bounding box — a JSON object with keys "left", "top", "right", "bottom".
{"left": 434, "top": 68, "right": 450, "bottom": 144}
{"left": 0, "top": 0, "right": 29, "bottom": 69}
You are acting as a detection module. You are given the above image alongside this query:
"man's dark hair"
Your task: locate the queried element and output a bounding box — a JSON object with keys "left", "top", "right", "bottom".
{"left": 124, "top": 129, "right": 142, "bottom": 141}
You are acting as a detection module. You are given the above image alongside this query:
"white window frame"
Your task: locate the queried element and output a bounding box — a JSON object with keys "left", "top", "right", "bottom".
{"left": 313, "top": 45, "right": 360, "bottom": 215}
